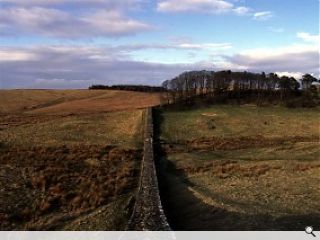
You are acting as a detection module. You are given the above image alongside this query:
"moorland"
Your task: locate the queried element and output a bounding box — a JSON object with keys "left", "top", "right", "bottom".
{"left": 1, "top": 70, "right": 319, "bottom": 231}
{"left": 0, "top": 89, "right": 161, "bottom": 230}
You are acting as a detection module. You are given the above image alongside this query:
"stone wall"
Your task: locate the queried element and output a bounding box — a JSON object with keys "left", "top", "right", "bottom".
{"left": 128, "top": 108, "right": 171, "bottom": 231}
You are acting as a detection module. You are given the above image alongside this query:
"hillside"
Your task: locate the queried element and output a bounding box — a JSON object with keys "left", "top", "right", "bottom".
{"left": 0, "top": 89, "right": 161, "bottom": 230}
{"left": 156, "top": 105, "right": 320, "bottom": 230}
{"left": 0, "top": 90, "right": 162, "bottom": 114}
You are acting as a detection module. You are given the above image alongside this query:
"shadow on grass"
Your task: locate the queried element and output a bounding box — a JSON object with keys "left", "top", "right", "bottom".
{"left": 153, "top": 107, "right": 320, "bottom": 231}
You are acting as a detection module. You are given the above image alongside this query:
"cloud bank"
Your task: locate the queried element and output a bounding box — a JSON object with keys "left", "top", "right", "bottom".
{"left": 1, "top": 36, "right": 318, "bottom": 88}
{"left": 0, "top": 1, "right": 318, "bottom": 88}
{"left": 297, "top": 32, "right": 320, "bottom": 43}
{"left": 0, "top": 0, "right": 151, "bottom": 38}
{"left": 219, "top": 42, "right": 319, "bottom": 79}
{"left": 0, "top": 45, "right": 207, "bottom": 88}
{"left": 157, "top": 0, "right": 270, "bottom": 19}
{"left": 0, "top": 0, "right": 142, "bottom": 8}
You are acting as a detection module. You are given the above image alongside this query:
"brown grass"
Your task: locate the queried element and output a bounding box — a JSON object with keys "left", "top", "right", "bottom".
{"left": 160, "top": 105, "right": 320, "bottom": 230}
{"left": 161, "top": 105, "right": 320, "bottom": 142}
{"left": 0, "top": 110, "right": 144, "bottom": 148}
{"left": 0, "top": 90, "right": 162, "bottom": 114}
{"left": 163, "top": 157, "right": 320, "bottom": 230}
{"left": 0, "top": 89, "right": 152, "bottom": 230}
{"left": 0, "top": 145, "right": 140, "bottom": 230}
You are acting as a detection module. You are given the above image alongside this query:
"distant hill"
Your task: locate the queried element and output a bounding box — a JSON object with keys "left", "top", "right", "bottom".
{"left": 0, "top": 89, "right": 162, "bottom": 114}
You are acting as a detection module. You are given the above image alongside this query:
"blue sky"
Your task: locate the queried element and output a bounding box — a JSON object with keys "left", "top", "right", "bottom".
{"left": 0, "top": 0, "right": 319, "bottom": 88}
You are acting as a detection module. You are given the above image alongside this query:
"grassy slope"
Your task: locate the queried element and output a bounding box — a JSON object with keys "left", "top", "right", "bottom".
{"left": 0, "top": 90, "right": 153, "bottom": 230}
{"left": 0, "top": 90, "right": 101, "bottom": 113}
{"left": 0, "top": 110, "right": 144, "bottom": 149}
{"left": 0, "top": 89, "right": 159, "bottom": 148}
{"left": 160, "top": 105, "right": 320, "bottom": 230}
{"left": 161, "top": 104, "right": 319, "bottom": 142}
{"left": 0, "top": 89, "right": 161, "bottom": 114}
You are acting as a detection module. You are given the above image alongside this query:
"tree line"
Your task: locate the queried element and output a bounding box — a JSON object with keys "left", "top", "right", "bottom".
{"left": 161, "top": 70, "right": 319, "bottom": 107}
{"left": 89, "top": 84, "right": 165, "bottom": 92}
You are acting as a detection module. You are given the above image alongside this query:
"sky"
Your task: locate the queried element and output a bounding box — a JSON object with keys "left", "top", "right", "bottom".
{"left": 0, "top": 0, "right": 319, "bottom": 88}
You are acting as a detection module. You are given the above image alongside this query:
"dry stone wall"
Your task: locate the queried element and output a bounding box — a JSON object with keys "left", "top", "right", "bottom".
{"left": 128, "top": 108, "right": 171, "bottom": 231}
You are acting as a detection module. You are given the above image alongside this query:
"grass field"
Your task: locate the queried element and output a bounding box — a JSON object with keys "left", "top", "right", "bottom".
{"left": 0, "top": 89, "right": 161, "bottom": 114}
{"left": 0, "top": 90, "right": 157, "bottom": 230}
{"left": 0, "top": 110, "right": 143, "bottom": 148}
{"left": 157, "top": 105, "right": 320, "bottom": 230}
{"left": 160, "top": 105, "right": 319, "bottom": 142}
{"left": 1, "top": 90, "right": 319, "bottom": 230}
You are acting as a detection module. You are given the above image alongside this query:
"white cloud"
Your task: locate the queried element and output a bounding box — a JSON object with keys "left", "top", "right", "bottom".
{"left": 297, "top": 32, "right": 320, "bottom": 43}
{"left": 233, "top": 6, "right": 252, "bottom": 16}
{"left": 0, "top": 0, "right": 151, "bottom": 38}
{"left": 0, "top": 0, "right": 142, "bottom": 9}
{"left": 275, "top": 72, "right": 304, "bottom": 79}
{"left": 107, "top": 41, "right": 232, "bottom": 53}
{"left": 1, "top": 39, "right": 318, "bottom": 89}
{"left": 0, "top": 45, "right": 215, "bottom": 88}
{"left": 268, "top": 27, "right": 284, "bottom": 33}
{"left": 157, "top": 0, "right": 235, "bottom": 13}
{"left": 237, "top": 44, "right": 318, "bottom": 59}
{"left": 0, "top": 7, "right": 152, "bottom": 38}
{"left": 157, "top": 0, "right": 273, "bottom": 21}
{"left": 221, "top": 43, "right": 319, "bottom": 76}
{"left": 81, "top": 10, "right": 152, "bottom": 37}
{"left": 0, "top": 49, "right": 37, "bottom": 61}
{"left": 157, "top": 0, "right": 270, "bottom": 20}
{"left": 167, "top": 42, "right": 231, "bottom": 50}
{"left": 253, "top": 11, "right": 273, "bottom": 21}
{"left": 177, "top": 42, "right": 232, "bottom": 50}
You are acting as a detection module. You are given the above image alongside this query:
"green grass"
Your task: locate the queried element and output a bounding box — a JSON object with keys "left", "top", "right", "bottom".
{"left": 161, "top": 105, "right": 320, "bottom": 142}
